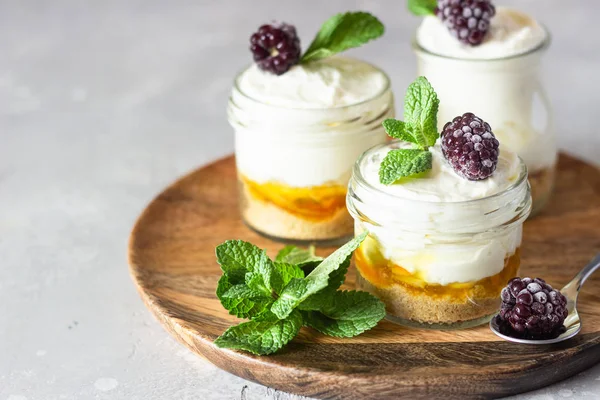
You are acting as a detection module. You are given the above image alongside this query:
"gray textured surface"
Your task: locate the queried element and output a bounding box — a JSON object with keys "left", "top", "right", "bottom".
{"left": 1, "top": 1, "right": 599, "bottom": 399}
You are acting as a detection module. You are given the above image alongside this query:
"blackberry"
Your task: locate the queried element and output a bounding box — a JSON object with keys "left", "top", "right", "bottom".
{"left": 499, "top": 277, "right": 568, "bottom": 339}
{"left": 441, "top": 112, "right": 499, "bottom": 180}
{"left": 436, "top": 0, "right": 496, "bottom": 46}
{"left": 249, "top": 23, "right": 301, "bottom": 75}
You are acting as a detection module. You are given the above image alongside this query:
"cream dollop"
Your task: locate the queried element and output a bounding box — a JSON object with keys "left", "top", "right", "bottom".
{"left": 236, "top": 57, "right": 388, "bottom": 109}
{"left": 417, "top": 7, "right": 547, "bottom": 60}
{"left": 361, "top": 140, "right": 521, "bottom": 202}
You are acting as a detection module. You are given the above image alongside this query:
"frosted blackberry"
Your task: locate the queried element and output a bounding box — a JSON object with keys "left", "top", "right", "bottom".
{"left": 249, "top": 23, "right": 301, "bottom": 75}
{"left": 499, "top": 277, "right": 568, "bottom": 339}
{"left": 441, "top": 112, "right": 499, "bottom": 180}
{"left": 436, "top": 0, "right": 496, "bottom": 46}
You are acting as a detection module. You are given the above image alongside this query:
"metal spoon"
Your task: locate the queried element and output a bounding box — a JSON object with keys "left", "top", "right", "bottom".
{"left": 490, "top": 253, "right": 600, "bottom": 344}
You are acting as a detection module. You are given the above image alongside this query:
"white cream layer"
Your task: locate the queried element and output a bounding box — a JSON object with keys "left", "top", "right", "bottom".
{"left": 232, "top": 57, "right": 391, "bottom": 187}
{"left": 417, "top": 7, "right": 547, "bottom": 60}
{"left": 237, "top": 57, "right": 388, "bottom": 109}
{"left": 416, "top": 7, "right": 556, "bottom": 172}
{"left": 362, "top": 141, "right": 521, "bottom": 202}
{"left": 356, "top": 141, "right": 523, "bottom": 285}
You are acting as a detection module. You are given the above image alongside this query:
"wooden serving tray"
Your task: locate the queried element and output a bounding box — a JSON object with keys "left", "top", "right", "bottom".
{"left": 128, "top": 154, "right": 600, "bottom": 399}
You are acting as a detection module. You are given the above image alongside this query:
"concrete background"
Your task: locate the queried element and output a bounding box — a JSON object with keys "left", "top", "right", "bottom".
{"left": 1, "top": 0, "right": 599, "bottom": 399}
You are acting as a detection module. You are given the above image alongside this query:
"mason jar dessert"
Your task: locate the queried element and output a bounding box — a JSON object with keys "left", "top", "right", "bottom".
{"left": 229, "top": 13, "right": 393, "bottom": 244}
{"left": 347, "top": 77, "right": 532, "bottom": 328}
{"left": 411, "top": 1, "right": 555, "bottom": 215}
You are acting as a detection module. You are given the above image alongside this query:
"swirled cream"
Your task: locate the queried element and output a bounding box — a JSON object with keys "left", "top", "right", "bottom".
{"left": 231, "top": 57, "right": 392, "bottom": 187}
{"left": 351, "top": 140, "right": 526, "bottom": 285}
{"left": 417, "top": 7, "right": 547, "bottom": 60}
{"left": 415, "top": 8, "right": 555, "bottom": 174}
{"left": 362, "top": 141, "right": 521, "bottom": 202}
{"left": 237, "top": 57, "right": 388, "bottom": 109}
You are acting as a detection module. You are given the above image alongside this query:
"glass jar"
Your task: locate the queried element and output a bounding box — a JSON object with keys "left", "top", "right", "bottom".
{"left": 347, "top": 143, "right": 532, "bottom": 329}
{"left": 228, "top": 63, "right": 394, "bottom": 245}
{"left": 413, "top": 33, "right": 554, "bottom": 216}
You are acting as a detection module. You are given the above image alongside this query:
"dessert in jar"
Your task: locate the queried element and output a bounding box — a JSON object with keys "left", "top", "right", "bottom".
{"left": 228, "top": 12, "right": 394, "bottom": 244}
{"left": 347, "top": 77, "right": 532, "bottom": 328}
{"left": 410, "top": 0, "right": 554, "bottom": 215}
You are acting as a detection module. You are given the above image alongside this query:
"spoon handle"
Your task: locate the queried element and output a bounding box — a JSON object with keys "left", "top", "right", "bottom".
{"left": 561, "top": 253, "right": 600, "bottom": 307}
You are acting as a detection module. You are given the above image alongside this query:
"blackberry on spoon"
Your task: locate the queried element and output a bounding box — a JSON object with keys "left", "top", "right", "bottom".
{"left": 499, "top": 277, "right": 568, "bottom": 339}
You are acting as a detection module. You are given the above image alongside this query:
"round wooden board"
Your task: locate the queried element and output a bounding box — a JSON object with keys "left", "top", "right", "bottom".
{"left": 128, "top": 154, "right": 600, "bottom": 400}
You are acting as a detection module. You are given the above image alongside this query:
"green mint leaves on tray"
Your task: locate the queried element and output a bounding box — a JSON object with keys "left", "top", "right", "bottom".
{"left": 379, "top": 76, "right": 440, "bottom": 185}
{"left": 214, "top": 233, "right": 386, "bottom": 355}
{"left": 407, "top": 0, "right": 437, "bottom": 16}
{"left": 300, "top": 12, "right": 385, "bottom": 64}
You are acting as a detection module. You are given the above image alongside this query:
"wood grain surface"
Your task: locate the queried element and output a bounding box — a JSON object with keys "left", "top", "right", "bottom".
{"left": 128, "top": 154, "right": 600, "bottom": 399}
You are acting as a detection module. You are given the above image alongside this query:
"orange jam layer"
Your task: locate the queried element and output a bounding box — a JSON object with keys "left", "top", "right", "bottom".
{"left": 241, "top": 175, "right": 347, "bottom": 221}
{"left": 355, "top": 235, "right": 521, "bottom": 301}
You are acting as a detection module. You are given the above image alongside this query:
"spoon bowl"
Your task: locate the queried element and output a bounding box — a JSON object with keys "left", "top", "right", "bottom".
{"left": 490, "top": 253, "right": 600, "bottom": 344}
{"left": 489, "top": 311, "right": 581, "bottom": 345}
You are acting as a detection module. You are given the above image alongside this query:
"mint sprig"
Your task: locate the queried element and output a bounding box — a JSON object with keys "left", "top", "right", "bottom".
{"left": 214, "top": 233, "right": 384, "bottom": 355}
{"left": 407, "top": 0, "right": 437, "bottom": 16}
{"left": 300, "top": 12, "right": 384, "bottom": 64}
{"left": 379, "top": 76, "right": 440, "bottom": 185}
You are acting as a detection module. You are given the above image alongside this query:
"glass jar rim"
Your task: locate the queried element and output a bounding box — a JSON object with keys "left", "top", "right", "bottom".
{"left": 411, "top": 24, "right": 551, "bottom": 62}
{"left": 231, "top": 56, "right": 392, "bottom": 111}
{"left": 352, "top": 141, "right": 529, "bottom": 207}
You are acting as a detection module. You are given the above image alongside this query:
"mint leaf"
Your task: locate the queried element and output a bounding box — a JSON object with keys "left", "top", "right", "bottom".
{"left": 408, "top": 0, "right": 437, "bottom": 16}
{"left": 320, "top": 253, "right": 351, "bottom": 293}
{"left": 403, "top": 76, "right": 440, "bottom": 148}
{"left": 221, "top": 284, "right": 265, "bottom": 300}
{"left": 245, "top": 272, "right": 273, "bottom": 297}
{"left": 302, "top": 232, "right": 366, "bottom": 291}
{"left": 301, "top": 291, "right": 385, "bottom": 338}
{"left": 379, "top": 148, "right": 432, "bottom": 185}
{"left": 246, "top": 262, "right": 304, "bottom": 296}
{"left": 270, "top": 278, "right": 312, "bottom": 319}
{"left": 382, "top": 119, "right": 420, "bottom": 147}
{"left": 300, "top": 12, "right": 384, "bottom": 63}
{"left": 296, "top": 251, "right": 352, "bottom": 310}
{"left": 217, "top": 275, "right": 273, "bottom": 319}
{"left": 215, "top": 240, "right": 270, "bottom": 282}
{"left": 276, "top": 245, "right": 323, "bottom": 266}
{"left": 274, "top": 262, "right": 305, "bottom": 286}
{"left": 216, "top": 274, "right": 235, "bottom": 304}
{"left": 275, "top": 246, "right": 296, "bottom": 262}
{"left": 271, "top": 232, "right": 367, "bottom": 319}
{"left": 296, "top": 252, "right": 352, "bottom": 312}
{"left": 276, "top": 245, "right": 323, "bottom": 275}
{"left": 214, "top": 310, "right": 303, "bottom": 355}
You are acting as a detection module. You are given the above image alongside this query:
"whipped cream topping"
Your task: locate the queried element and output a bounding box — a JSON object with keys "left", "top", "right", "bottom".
{"left": 349, "top": 141, "right": 529, "bottom": 285}
{"left": 417, "top": 7, "right": 547, "bottom": 60}
{"left": 231, "top": 57, "right": 393, "bottom": 187}
{"left": 236, "top": 57, "right": 389, "bottom": 109}
{"left": 361, "top": 140, "right": 521, "bottom": 202}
